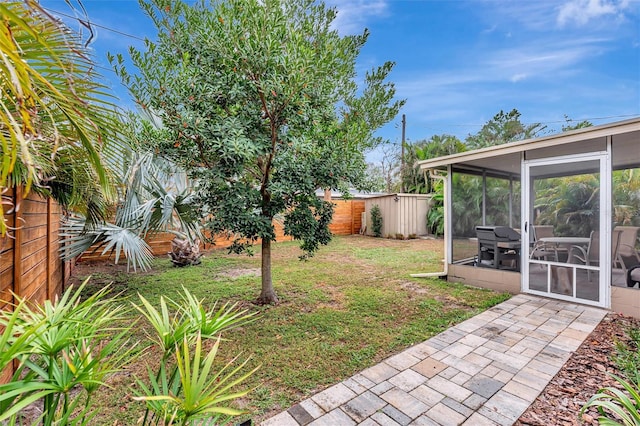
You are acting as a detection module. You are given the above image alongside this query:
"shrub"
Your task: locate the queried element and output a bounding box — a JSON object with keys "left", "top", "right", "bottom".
{"left": 0, "top": 283, "right": 258, "bottom": 425}
{"left": 581, "top": 325, "right": 640, "bottom": 425}
{"left": 580, "top": 374, "right": 640, "bottom": 426}
{"left": 395, "top": 233, "right": 405, "bottom": 240}
{"left": 371, "top": 205, "right": 383, "bottom": 237}
{"left": 427, "top": 189, "right": 444, "bottom": 237}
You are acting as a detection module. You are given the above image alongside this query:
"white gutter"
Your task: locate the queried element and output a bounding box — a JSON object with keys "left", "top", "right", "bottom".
{"left": 411, "top": 169, "right": 448, "bottom": 278}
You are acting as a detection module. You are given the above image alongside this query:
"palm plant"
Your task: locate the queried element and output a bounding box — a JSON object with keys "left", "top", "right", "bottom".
{"left": 402, "top": 135, "right": 465, "bottom": 194}
{"left": 426, "top": 179, "right": 444, "bottom": 236}
{"left": 132, "top": 287, "right": 258, "bottom": 425}
{"left": 0, "top": 284, "right": 259, "bottom": 425}
{"left": 534, "top": 175, "right": 600, "bottom": 237}
{"left": 0, "top": 1, "right": 122, "bottom": 234}
{"left": 613, "top": 168, "right": 640, "bottom": 226}
{"left": 0, "top": 282, "right": 136, "bottom": 425}
{"left": 451, "top": 173, "right": 483, "bottom": 237}
{"left": 61, "top": 114, "right": 203, "bottom": 271}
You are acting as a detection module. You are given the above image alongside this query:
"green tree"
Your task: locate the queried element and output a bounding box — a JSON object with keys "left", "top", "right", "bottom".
{"left": 114, "top": 0, "right": 403, "bottom": 304}
{"left": 0, "top": 1, "right": 122, "bottom": 233}
{"left": 465, "top": 109, "right": 546, "bottom": 150}
{"left": 561, "top": 115, "right": 593, "bottom": 132}
{"left": 402, "top": 134, "right": 464, "bottom": 194}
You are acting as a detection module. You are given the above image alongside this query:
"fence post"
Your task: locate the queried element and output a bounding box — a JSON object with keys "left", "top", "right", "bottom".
{"left": 12, "top": 186, "right": 22, "bottom": 304}
{"left": 47, "top": 197, "right": 53, "bottom": 300}
{"left": 350, "top": 201, "right": 355, "bottom": 235}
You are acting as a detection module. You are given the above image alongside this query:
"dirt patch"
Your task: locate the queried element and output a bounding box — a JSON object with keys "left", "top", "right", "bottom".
{"left": 218, "top": 268, "right": 261, "bottom": 279}
{"left": 340, "top": 234, "right": 443, "bottom": 250}
{"left": 399, "top": 281, "right": 431, "bottom": 294}
{"left": 516, "top": 312, "right": 640, "bottom": 425}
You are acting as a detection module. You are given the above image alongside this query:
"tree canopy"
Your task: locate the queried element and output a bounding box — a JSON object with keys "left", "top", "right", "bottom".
{"left": 465, "top": 109, "right": 546, "bottom": 150}
{"left": 114, "top": 0, "right": 403, "bottom": 303}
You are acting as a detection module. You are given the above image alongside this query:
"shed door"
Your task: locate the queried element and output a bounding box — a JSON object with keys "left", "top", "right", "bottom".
{"left": 522, "top": 153, "right": 610, "bottom": 308}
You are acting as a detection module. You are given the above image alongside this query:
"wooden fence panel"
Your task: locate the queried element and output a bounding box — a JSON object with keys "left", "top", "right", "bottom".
{"left": 0, "top": 189, "right": 67, "bottom": 307}
{"left": 327, "top": 200, "right": 365, "bottom": 235}
{"left": 0, "top": 189, "right": 67, "bottom": 381}
{"left": 78, "top": 200, "right": 364, "bottom": 262}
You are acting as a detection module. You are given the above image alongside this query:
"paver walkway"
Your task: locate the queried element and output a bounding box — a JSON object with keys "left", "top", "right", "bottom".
{"left": 261, "top": 294, "right": 607, "bottom": 426}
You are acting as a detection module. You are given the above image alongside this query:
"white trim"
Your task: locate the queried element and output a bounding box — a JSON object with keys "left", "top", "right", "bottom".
{"left": 522, "top": 152, "right": 609, "bottom": 308}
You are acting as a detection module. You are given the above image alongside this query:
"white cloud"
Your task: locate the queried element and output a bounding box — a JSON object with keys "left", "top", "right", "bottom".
{"left": 478, "top": 2, "right": 559, "bottom": 31}
{"left": 325, "top": 0, "right": 388, "bottom": 35}
{"left": 557, "top": 0, "right": 629, "bottom": 27}
{"left": 510, "top": 73, "right": 528, "bottom": 82}
{"left": 482, "top": 24, "right": 498, "bottom": 34}
{"left": 390, "top": 36, "right": 614, "bottom": 124}
{"left": 486, "top": 41, "right": 604, "bottom": 77}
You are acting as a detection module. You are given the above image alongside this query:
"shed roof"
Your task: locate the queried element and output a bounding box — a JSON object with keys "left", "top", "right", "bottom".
{"left": 417, "top": 117, "right": 640, "bottom": 175}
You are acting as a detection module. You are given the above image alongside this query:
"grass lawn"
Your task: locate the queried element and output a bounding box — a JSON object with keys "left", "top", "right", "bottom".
{"left": 72, "top": 235, "right": 510, "bottom": 424}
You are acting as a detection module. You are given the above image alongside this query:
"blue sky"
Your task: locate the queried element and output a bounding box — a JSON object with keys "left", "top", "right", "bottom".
{"left": 42, "top": 0, "right": 639, "bottom": 162}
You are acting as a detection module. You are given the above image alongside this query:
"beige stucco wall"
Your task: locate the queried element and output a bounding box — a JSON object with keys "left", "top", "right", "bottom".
{"left": 447, "top": 264, "right": 640, "bottom": 319}
{"left": 447, "top": 264, "right": 521, "bottom": 294}
{"left": 611, "top": 286, "right": 640, "bottom": 318}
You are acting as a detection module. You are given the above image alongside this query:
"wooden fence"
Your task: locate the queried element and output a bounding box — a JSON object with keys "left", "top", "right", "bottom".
{"left": 0, "top": 196, "right": 365, "bottom": 305}
{"left": 0, "top": 187, "right": 70, "bottom": 382}
{"left": 330, "top": 199, "right": 365, "bottom": 235}
{"left": 80, "top": 199, "right": 366, "bottom": 260}
{"left": 0, "top": 187, "right": 68, "bottom": 309}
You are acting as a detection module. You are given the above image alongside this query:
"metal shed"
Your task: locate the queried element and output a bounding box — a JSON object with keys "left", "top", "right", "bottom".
{"left": 363, "top": 194, "right": 431, "bottom": 238}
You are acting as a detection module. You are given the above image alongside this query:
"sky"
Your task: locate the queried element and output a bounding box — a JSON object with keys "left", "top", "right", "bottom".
{"left": 41, "top": 0, "right": 640, "bottom": 163}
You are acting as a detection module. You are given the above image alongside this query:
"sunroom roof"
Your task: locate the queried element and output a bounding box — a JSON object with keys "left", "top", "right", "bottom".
{"left": 416, "top": 117, "right": 640, "bottom": 176}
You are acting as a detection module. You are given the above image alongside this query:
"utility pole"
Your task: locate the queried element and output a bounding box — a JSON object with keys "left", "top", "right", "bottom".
{"left": 401, "top": 114, "right": 406, "bottom": 193}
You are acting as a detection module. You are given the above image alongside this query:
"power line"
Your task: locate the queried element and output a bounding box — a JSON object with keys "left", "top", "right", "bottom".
{"left": 37, "top": 7, "right": 640, "bottom": 132}
{"left": 406, "top": 114, "right": 638, "bottom": 130}
{"left": 42, "top": 7, "right": 147, "bottom": 42}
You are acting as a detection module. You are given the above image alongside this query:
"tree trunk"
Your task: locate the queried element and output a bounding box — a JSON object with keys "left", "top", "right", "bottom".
{"left": 256, "top": 238, "right": 279, "bottom": 305}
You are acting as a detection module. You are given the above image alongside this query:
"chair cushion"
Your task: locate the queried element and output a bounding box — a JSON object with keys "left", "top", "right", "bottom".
{"left": 627, "top": 265, "right": 640, "bottom": 287}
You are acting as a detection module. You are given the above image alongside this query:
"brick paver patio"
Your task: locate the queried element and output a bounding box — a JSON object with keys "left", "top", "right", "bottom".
{"left": 261, "top": 294, "right": 607, "bottom": 426}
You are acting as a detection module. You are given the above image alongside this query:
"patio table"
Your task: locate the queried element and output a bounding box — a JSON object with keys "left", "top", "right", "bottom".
{"left": 538, "top": 237, "right": 590, "bottom": 246}
{"left": 538, "top": 237, "right": 590, "bottom": 262}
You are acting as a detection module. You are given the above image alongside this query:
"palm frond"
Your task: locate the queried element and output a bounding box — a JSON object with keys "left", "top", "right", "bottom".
{"left": 60, "top": 215, "right": 154, "bottom": 271}
{"left": 0, "top": 1, "right": 122, "bottom": 234}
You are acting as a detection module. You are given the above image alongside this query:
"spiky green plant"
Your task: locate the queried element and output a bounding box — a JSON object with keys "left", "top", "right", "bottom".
{"left": 0, "top": 285, "right": 259, "bottom": 425}
{"left": 0, "top": 281, "right": 135, "bottom": 425}
{"left": 132, "top": 287, "right": 259, "bottom": 425}
{"left": 580, "top": 374, "right": 640, "bottom": 426}
{"left": 135, "top": 334, "right": 259, "bottom": 425}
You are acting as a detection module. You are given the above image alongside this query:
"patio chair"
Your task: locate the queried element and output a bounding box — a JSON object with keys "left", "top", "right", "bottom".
{"left": 614, "top": 226, "right": 640, "bottom": 273}
{"left": 568, "top": 229, "right": 622, "bottom": 281}
{"left": 530, "top": 225, "right": 557, "bottom": 261}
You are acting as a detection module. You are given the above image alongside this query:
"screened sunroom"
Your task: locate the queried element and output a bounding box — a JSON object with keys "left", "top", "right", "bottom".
{"left": 416, "top": 118, "right": 640, "bottom": 317}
